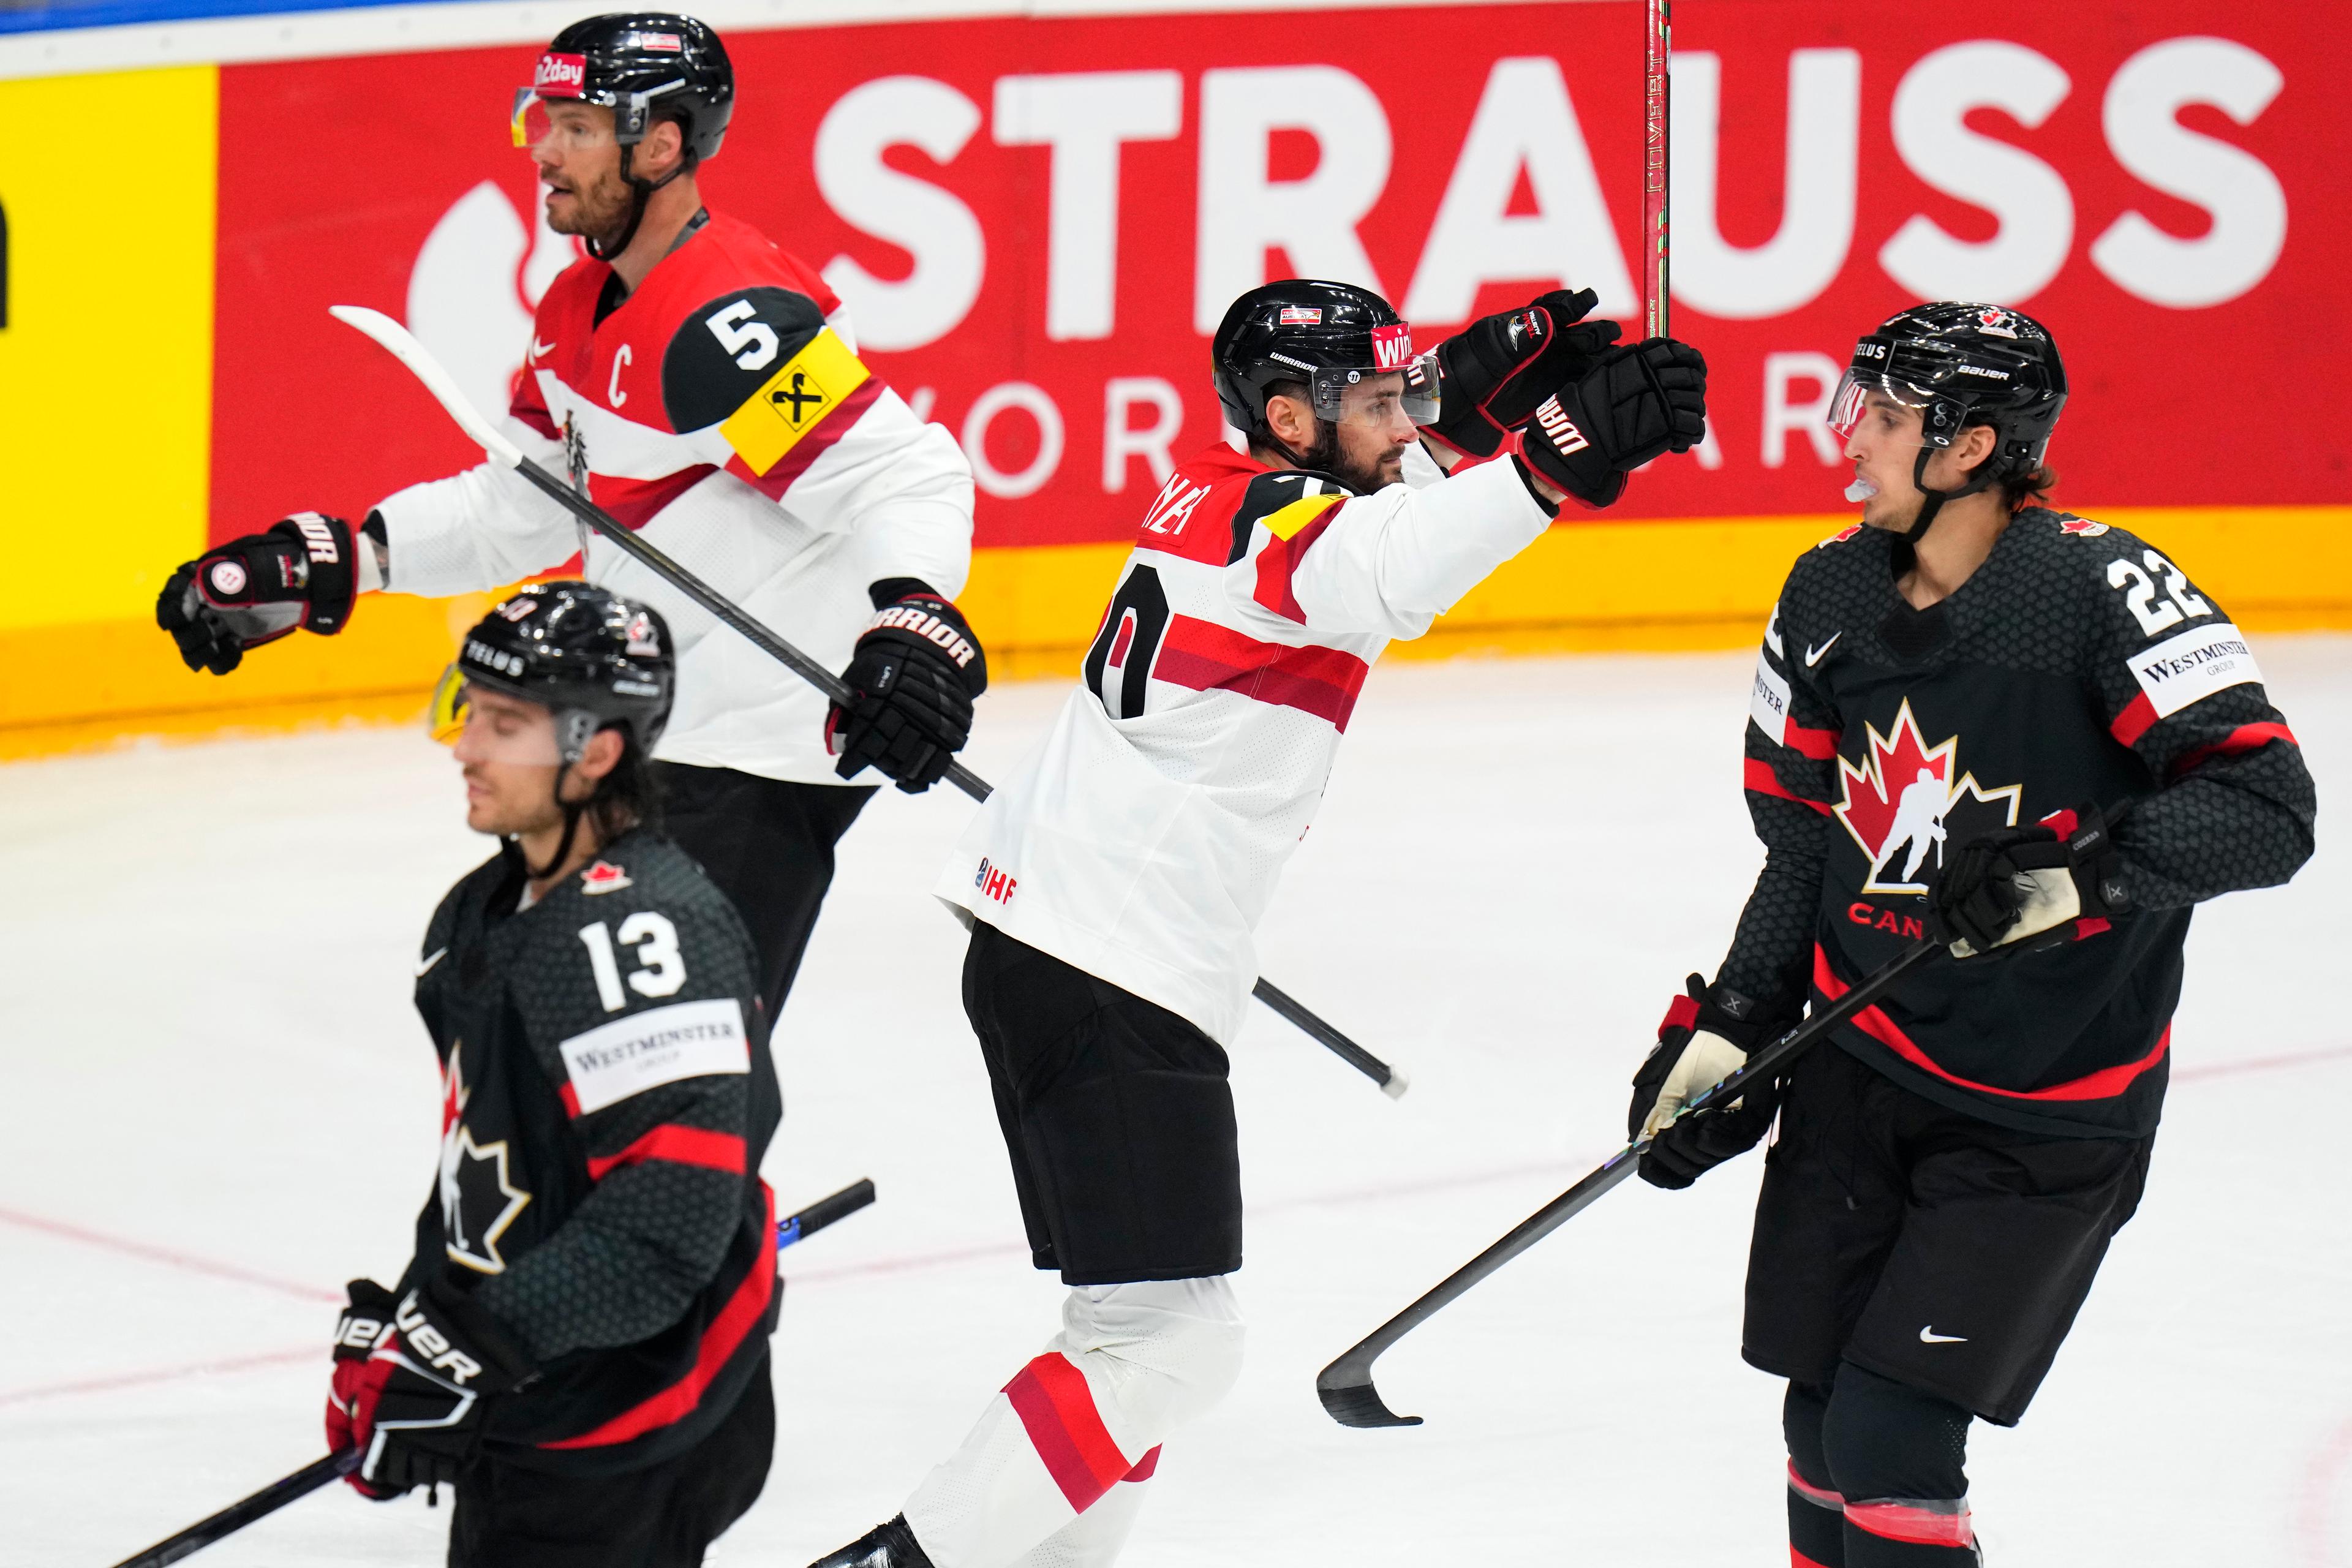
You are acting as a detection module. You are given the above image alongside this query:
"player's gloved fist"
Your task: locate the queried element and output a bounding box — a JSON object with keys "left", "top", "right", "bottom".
{"left": 1927, "top": 805, "right": 2129, "bottom": 959}
{"left": 1515, "top": 338, "right": 1709, "bottom": 509}
{"left": 1629, "top": 974, "right": 1783, "bottom": 1190}
{"left": 325, "top": 1270, "right": 532, "bottom": 1498}
{"left": 157, "top": 513, "right": 359, "bottom": 675}
{"left": 1426, "top": 288, "right": 1623, "bottom": 461}
{"left": 828, "top": 579, "right": 989, "bottom": 794}
{"left": 324, "top": 1278, "right": 401, "bottom": 1496}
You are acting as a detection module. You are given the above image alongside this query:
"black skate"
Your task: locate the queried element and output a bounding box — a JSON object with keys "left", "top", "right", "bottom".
{"left": 809, "top": 1515, "right": 935, "bottom": 1568}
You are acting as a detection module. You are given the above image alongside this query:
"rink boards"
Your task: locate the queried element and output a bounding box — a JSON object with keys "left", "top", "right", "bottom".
{"left": 0, "top": 0, "right": 2346, "bottom": 753}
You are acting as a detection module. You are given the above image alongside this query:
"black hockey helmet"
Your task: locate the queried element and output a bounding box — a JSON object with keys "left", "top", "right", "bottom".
{"left": 515, "top": 13, "right": 735, "bottom": 164}
{"left": 1829, "top": 303, "right": 2067, "bottom": 537}
{"left": 1212, "top": 279, "right": 1439, "bottom": 438}
{"left": 454, "top": 582, "right": 675, "bottom": 765}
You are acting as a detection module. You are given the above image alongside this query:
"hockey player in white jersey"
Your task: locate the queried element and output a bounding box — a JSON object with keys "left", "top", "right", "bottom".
{"left": 807, "top": 280, "right": 1708, "bottom": 1568}
{"left": 152, "top": 13, "right": 983, "bottom": 1030}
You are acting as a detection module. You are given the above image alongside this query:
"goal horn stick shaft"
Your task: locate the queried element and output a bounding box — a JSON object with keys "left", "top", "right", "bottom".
{"left": 777, "top": 1176, "right": 876, "bottom": 1248}
{"left": 106, "top": 1450, "right": 360, "bottom": 1568}
{"left": 1643, "top": 0, "right": 1671, "bottom": 340}
{"left": 330, "top": 305, "right": 1404, "bottom": 1097}
{"left": 1315, "top": 937, "right": 1940, "bottom": 1428}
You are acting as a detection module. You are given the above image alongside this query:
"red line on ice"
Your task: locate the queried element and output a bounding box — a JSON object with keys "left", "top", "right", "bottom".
{"left": 0, "top": 1345, "right": 315, "bottom": 1409}
{"left": 0, "top": 1207, "right": 339, "bottom": 1303}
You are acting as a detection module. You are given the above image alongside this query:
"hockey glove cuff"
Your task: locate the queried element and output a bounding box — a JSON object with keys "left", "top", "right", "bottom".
{"left": 1927, "top": 805, "right": 2129, "bottom": 959}
{"left": 828, "top": 580, "right": 988, "bottom": 794}
{"left": 158, "top": 513, "right": 360, "bottom": 676}
{"left": 1630, "top": 974, "right": 1787, "bottom": 1191}
{"left": 333, "top": 1271, "right": 533, "bottom": 1499}
{"left": 1516, "top": 339, "right": 1709, "bottom": 508}
{"left": 1426, "top": 288, "right": 1623, "bottom": 461}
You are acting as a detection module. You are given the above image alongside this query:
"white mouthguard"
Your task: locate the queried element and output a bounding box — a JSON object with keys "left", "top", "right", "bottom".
{"left": 1844, "top": 477, "right": 1879, "bottom": 503}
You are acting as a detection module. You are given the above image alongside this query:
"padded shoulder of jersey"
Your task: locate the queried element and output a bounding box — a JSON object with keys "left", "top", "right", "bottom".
{"left": 1215, "top": 467, "right": 1351, "bottom": 565}
{"left": 661, "top": 285, "right": 831, "bottom": 433}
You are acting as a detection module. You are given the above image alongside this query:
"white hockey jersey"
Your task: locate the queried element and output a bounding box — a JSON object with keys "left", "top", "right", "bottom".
{"left": 373, "top": 210, "right": 974, "bottom": 783}
{"left": 937, "top": 441, "right": 1555, "bottom": 1044}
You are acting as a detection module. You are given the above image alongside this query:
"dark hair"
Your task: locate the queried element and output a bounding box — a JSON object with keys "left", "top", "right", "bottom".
{"left": 1999, "top": 462, "right": 2057, "bottom": 510}
{"left": 647, "top": 107, "right": 699, "bottom": 173}
{"left": 586, "top": 726, "right": 665, "bottom": 843}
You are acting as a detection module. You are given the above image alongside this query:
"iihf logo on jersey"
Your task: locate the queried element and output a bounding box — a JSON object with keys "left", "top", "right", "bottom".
{"left": 974, "top": 858, "right": 1017, "bottom": 905}
{"left": 438, "top": 1049, "right": 533, "bottom": 1275}
{"left": 1835, "top": 700, "right": 2022, "bottom": 895}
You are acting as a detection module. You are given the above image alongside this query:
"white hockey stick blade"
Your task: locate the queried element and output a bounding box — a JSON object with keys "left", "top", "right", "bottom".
{"left": 1380, "top": 1064, "right": 1411, "bottom": 1100}
{"left": 328, "top": 304, "right": 527, "bottom": 470}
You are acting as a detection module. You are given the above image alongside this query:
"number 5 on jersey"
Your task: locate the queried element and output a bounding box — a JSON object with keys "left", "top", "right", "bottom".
{"left": 579, "top": 914, "right": 687, "bottom": 1012}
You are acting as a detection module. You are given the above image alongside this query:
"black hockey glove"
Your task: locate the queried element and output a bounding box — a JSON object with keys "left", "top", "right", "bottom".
{"left": 157, "top": 513, "right": 360, "bottom": 675}
{"left": 1516, "top": 338, "right": 1709, "bottom": 509}
{"left": 828, "top": 579, "right": 989, "bottom": 794}
{"left": 1629, "top": 974, "right": 1785, "bottom": 1190}
{"left": 1926, "top": 805, "right": 2130, "bottom": 959}
{"left": 1425, "top": 288, "right": 1624, "bottom": 461}
{"left": 327, "top": 1271, "right": 532, "bottom": 1499}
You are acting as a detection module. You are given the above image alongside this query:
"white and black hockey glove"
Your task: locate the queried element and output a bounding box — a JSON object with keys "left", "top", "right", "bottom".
{"left": 323, "top": 1271, "right": 532, "bottom": 1499}
{"left": 1517, "top": 338, "right": 1709, "bottom": 509}
{"left": 1425, "top": 287, "right": 1624, "bottom": 461}
{"left": 828, "top": 579, "right": 989, "bottom": 794}
{"left": 1927, "top": 805, "right": 2130, "bottom": 959}
{"left": 1629, "top": 974, "right": 1785, "bottom": 1190}
{"left": 157, "top": 513, "right": 361, "bottom": 675}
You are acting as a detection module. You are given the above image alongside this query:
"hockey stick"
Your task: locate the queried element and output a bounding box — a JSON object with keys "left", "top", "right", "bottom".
{"left": 1642, "top": 0, "right": 1672, "bottom": 339}
{"left": 777, "top": 1176, "right": 876, "bottom": 1247}
{"left": 106, "top": 1450, "right": 360, "bottom": 1568}
{"left": 105, "top": 1178, "right": 876, "bottom": 1566}
{"left": 329, "top": 304, "right": 1406, "bottom": 1098}
{"left": 1316, "top": 936, "right": 1939, "bottom": 1428}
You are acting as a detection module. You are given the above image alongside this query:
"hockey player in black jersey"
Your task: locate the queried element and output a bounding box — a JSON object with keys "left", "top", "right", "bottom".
{"left": 1629, "top": 304, "right": 2316, "bottom": 1566}
{"left": 325, "top": 582, "right": 781, "bottom": 1564}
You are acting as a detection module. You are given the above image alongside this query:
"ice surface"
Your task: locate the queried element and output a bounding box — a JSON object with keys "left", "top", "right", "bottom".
{"left": 2, "top": 644, "right": 2347, "bottom": 1566}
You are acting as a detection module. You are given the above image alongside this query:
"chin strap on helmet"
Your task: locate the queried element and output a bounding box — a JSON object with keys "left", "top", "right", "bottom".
{"left": 584, "top": 140, "right": 688, "bottom": 263}
{"left": 1904, "top": 442, "right": 2003, "bottom": 543}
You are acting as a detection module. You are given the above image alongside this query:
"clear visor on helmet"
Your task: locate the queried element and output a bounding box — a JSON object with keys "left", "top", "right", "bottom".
{"left": 436, "top": 669, "right": 566, "bottom": 765}
{"left": 1826, "top": 371, "right": 1940, "bottom": 450}
{"left": 1305, "top": 352, "right": 1441, "bottom": 429}
{"left": 512, "top": 88, "right": 617, "bottom": 153}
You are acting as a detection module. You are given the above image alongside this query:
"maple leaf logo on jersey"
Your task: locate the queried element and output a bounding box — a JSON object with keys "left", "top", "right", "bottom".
{"left": 2057, "top": 516, "right": 2109, "bottom": 537}
{"left": 437, "top": 1048, "right": 533, "bottom": 1275}
{"left": 581, "top": 860, "right": 631, "bottom": 894}
{"left": 1834, "top": 699, "right": 2023, "bottom": 895}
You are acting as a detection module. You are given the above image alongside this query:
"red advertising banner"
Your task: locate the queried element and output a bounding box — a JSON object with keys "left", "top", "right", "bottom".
{"left": 210, "top": 1, "right": 2350, "bottom": 551}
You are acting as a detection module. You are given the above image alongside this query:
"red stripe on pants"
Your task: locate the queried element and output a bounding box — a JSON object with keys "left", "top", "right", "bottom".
{"left": 1003, "top": 1354, "right": 1131, "bottom": 1512}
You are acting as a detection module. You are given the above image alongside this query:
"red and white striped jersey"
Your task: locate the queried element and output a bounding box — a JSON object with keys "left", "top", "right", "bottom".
{"left": 937, "top": 442, "right": 1554, "bottom": 1044}
{"left": 373, "top": 210, "right": 973, "bottom": 783}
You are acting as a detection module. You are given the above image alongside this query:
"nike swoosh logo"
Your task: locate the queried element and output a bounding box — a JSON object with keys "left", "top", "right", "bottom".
{"left": 1918, "top": 1326, "right": 1967, "bottom": 1344}
{"left": 532, "top": 338, "right": 557, "bottom": 359}
{"left": 415, "top": 948, "right": 448, "bottom": 978}
{"left": 1804, "top": 631, "right": 1842, "bottom": 667}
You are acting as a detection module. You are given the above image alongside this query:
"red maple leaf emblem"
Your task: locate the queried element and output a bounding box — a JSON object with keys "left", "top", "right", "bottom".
{"left": 2057, "top": 517, "right": 2108, "bottom": 537}
{"left": 1835, "top": 703, "right": 1953, "bottom": 867}
{"left": 580, "top": 860, "right": 631, "bottom": 894}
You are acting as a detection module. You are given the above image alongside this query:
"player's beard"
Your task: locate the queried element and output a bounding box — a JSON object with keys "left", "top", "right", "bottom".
{"left": 545, "top": 165, "right": 635, "bottom": 251}
{"left": 1300, "top": 420, "right": 1401, "bottom": 496}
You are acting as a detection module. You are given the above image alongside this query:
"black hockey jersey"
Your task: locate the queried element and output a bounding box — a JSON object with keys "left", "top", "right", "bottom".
{"left": 1726, "top": 510, "right": 2315, "bottom": 1138}
{"left": 402, "top": 828, "right": 778, "bottom": 1475}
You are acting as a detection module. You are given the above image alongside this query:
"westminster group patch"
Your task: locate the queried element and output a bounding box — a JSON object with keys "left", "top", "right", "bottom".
{"left": 719, "top": 328, "right": 869, "bottom": 475}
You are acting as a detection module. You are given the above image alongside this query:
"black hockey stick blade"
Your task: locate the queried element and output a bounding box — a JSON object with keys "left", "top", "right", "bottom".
{"left": 327, "top": 305, "right": 1403, "bottom": 1096}
{"left": 1316, "top": 938, "right": 1940, "bottom": 1428}
{"left": 777, "top": 1177, "right": 876, "bottom": 1249}
{"left": 108, "top": 1450, "right": 358, "bottom": 1568}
